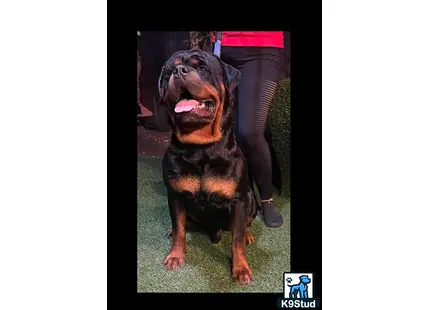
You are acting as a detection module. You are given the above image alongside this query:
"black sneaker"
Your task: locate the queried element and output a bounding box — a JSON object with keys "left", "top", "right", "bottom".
{"left": 261, "top": 200, "right": 283, "bottom": 228}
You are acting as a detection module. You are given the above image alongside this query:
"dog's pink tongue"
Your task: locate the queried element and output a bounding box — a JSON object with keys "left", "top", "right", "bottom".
{"left": 174, "top": 99, "right": 199, "bottom": 113}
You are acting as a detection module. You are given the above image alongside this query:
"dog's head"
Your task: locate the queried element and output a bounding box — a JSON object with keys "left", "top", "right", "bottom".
{"left": 299, "top": 275, "right": 311, "bottom": 284}
{"left": 158, "top": 48, "right": 241, "bottom": 145}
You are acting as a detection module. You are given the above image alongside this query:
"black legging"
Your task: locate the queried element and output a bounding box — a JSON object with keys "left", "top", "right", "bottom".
{"left": 221, "top": 47, "right": 284, "bottom": 201}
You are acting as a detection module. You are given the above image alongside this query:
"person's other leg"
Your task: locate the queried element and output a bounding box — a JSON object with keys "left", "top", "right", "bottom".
{"left": 234, "top": 48, "right": 284, "bottom": 228}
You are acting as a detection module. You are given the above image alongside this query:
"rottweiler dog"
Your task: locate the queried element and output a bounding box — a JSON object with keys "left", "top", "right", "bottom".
{"left": 157, "top": 48, "right": 258, "bottom": 285}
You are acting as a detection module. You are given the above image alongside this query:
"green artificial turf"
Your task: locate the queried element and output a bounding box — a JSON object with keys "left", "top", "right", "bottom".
{"left": 137, "top": 155, "right": 291, "bottom": 293}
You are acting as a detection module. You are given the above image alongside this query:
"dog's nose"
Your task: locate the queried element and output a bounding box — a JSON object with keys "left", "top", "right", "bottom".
{"left": 173, "top": 65, "right": 189, "bottom": 77}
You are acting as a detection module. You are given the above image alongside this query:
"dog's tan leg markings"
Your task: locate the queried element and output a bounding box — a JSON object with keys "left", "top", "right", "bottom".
{"left": 163, "top": 211, "right": 186, "bottom": 270}
{"left": 202, "top": 177, "right": 237, "bottom": 198}
{"left": 168, "top": 176, "right": 200, "bottom": 194}
{"left": 230, "top": 205, "right": 253, "bottom": 285}
{"left": 231, "top": 236, "right": 253, "bottom": 285}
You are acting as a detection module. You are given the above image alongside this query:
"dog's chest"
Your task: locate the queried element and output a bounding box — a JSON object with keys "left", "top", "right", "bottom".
{"left": 168, "top": 157, "right": 238, "bottom": 199}
{"left": 168, "top": 173, "right": 237, "bottom": 199}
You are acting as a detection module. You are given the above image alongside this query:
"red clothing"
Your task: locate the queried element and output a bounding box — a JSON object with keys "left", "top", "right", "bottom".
{"left": 212, "top": 31, "right": 284, "bottom": 48}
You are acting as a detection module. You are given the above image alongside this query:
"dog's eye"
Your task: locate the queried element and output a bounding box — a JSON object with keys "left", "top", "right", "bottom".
{"left": 200, "top": 67, "right": 208, "bottom": 72}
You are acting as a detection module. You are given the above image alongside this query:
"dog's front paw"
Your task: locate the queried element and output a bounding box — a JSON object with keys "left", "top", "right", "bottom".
{"left": 163, "top": 249, "right": 185, "bottom": 270}
{"left": 232, "top": 264, "right": 253, "bottom": 285}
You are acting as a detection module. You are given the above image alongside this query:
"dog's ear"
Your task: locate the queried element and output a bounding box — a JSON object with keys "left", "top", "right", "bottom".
{"left": 219, "top": 59, "right": 241, "bottom": 95}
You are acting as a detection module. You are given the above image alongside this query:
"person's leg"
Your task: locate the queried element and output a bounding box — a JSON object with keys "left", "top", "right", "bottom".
{"left": 220, "top": 48, "right": 257, "bottom": 190}
{"left": 233, "top": 47, "right": 284, "bottom": 227}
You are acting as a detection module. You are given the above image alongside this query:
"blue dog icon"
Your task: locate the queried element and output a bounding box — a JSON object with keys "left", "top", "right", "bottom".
{"left": 288, "top": 275, "right": 311, "bottom": 299}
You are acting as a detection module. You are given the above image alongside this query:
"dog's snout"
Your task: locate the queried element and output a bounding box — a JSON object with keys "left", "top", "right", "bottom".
{"left": 173, "top": 65, "right": 189, "bottom": 77}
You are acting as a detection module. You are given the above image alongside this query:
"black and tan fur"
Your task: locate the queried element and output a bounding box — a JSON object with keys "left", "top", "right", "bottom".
{"left": 157, "top": 48, "right": 257, "bottom": 285}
